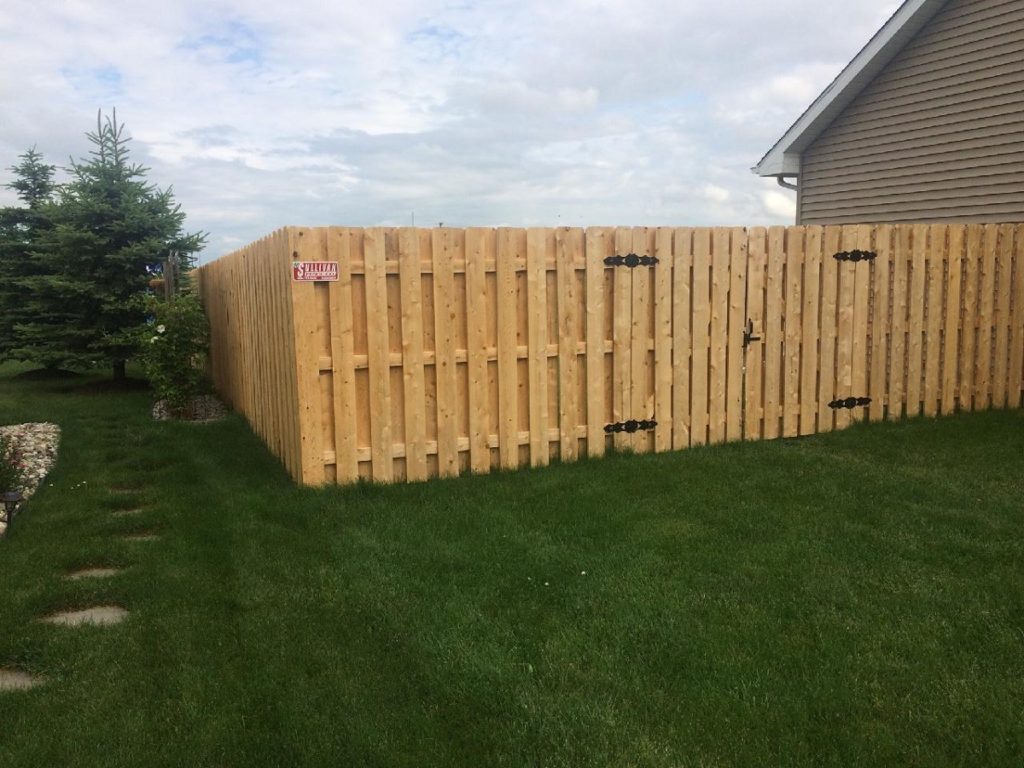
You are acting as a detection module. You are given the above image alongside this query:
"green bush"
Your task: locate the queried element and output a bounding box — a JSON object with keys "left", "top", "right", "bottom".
{"left": 138, "top": 291, "right": 210, "bottom": 414}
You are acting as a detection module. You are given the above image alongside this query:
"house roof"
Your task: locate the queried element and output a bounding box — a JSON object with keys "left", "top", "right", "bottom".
{"left": 752, "top": 0, "right": 951, "bottom": 177}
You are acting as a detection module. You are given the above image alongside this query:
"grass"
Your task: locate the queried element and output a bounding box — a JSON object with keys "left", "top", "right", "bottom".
{"left": 0, "top": 361, "right": 1022, "bottom": 767}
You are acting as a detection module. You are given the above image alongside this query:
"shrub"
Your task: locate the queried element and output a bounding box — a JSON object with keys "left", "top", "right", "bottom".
{"left": 138, "top": 291, "right": 210, "bottom": 415}
{"left": 0, "top": 433, "right": 24, "bottom": 494}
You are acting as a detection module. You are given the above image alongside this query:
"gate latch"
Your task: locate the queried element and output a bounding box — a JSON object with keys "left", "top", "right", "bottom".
{"left": 742, "top": 319, "right": 761, "bottom": 348}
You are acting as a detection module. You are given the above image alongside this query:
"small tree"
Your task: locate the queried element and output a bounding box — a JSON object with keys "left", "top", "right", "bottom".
{"left": 0, "top": 148, "right": 58, "bottom": 363}
{"left": 15, "top": 110, "right": 206, "bottom": 378}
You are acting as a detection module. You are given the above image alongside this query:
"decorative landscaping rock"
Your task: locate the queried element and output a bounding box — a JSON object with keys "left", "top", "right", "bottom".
{"left": 152, "top": 394, "right": 227, "bottom": 423}
{"left": 0, "top": 422, "right": 60, "bottom": 535}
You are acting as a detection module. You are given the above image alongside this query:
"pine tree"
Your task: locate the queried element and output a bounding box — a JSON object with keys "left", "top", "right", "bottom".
{"left": 0, "top": 148, "right": 58, "bottom": 363}
{"left": 16, "top": 110, "right": 205, "bottom": 378}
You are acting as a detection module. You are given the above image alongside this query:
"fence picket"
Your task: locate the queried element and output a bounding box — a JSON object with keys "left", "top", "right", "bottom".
{"left": 526, "top": 228, "right": 551, "bottom": 466}
{"left": 585, "top": 228, "right": 611, "bottom": 456}
{"left": 869, "top": 225, "right": 891, "bottom": 422}
{"left": 1009, "top": 225, "right": 1024, "bottom": 409}
{"left": 654, "top": 227, "right": 675, "bottom": 452}
{"left": 672, "top": 228, "right": 694, "bottom": 449}
{"left": 496, "top": 229, "right": 520, "bottom": 468}
{"left": 941, "top": 226, "right": 963, "bottom": 416}
{"left": 992, "top": 224, "right": 1014, "bottom": 408}
{"left": 800, "top": 226, "right": 822, "bottom": 434}
{"left": 744, "top": 228, "right": 766, "bottom": 441}
{"left": 690, "top": 229, "right": 712, "bottom": 446}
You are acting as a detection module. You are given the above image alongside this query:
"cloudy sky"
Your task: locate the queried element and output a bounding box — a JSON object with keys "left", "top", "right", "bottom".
{"left": 1, "top": 0, "right": 900, "bottom": 262}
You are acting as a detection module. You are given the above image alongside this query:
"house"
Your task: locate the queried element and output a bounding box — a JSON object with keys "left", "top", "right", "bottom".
{"left": 753, "top": 0, "right": 1024, "bottom": 224}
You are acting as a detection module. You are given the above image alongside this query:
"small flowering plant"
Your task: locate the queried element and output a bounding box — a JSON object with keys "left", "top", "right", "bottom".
{"left": 0, "top": 433, "right": 24, "bottom": 495}
{"left": 138, "top": 290, "right": 210, "bottom": 415}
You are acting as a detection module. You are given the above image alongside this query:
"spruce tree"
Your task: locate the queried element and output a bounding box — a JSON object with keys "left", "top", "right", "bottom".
{"left": 0, "top": 148, "right": 58, "bottom": 363}
{"left": 24, "top": 111, "right": 205, "bottom": 378}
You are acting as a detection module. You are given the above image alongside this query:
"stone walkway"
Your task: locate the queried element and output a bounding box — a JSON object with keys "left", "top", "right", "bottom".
{"left": 1, "top": 421, "right": 162, "bottom": 693}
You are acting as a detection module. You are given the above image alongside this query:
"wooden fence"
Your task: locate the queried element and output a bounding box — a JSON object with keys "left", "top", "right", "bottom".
{"left": 195, "top": 224, "right": 1024, "bottom": 486}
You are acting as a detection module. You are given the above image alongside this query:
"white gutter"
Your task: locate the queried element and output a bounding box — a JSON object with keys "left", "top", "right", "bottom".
{"left": 752, "top": 0, "right": 950, "bottom": 178}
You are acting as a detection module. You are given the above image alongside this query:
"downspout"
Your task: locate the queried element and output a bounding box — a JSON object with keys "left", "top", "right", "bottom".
{"left": 776, "top": 175, "right": 798, "bottom": 191}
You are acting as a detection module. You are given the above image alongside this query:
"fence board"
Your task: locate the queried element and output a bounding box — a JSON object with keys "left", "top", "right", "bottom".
{"left": 818, "top": 226, "right": 841, "bottom": 432}
{"left": 631, "top": 227, "right": 654, "bottom": 452}
{"left": 869, "top": 225, "right": 891, "bottom": 422}
{"left": 585, "top": 228, "right": 610, "bottom": 456}
{"left": 1010, "top": 225, "right": 1024, "bottom": 409}
{"left": 992, "top": 224, "right": 1014, "bottom": 408}
{"left": 654, "top": 227, "right": 675, "bottom": 452}
{"left": 397, "top": 228, "right": 428, "bottom": 480}
{"left": 834, "top": 227, "right": 857, "bottom": 430}
{"left": 612, "top": 228, "right": 633, "bottom": 450}
{"left": 763, "top": 227, "right": 785, "bottom": 440}
{"left": 363, "top": 228, "right": 393, "bottom": 482}
{"left": 527, "top": 228, "right": 551, "bottom": 467}
{"left": 708, "top": 229, "right": 730, "bottom": 444}
{"left": 727, "top": 227, "right": 748, "bottom": 442}
{"left": 496, "top": 229, "right": 520, "bottom": 468}
{"left": 783, "top": 227, "right": 803, "bottom": 437}
{"left": 906, "top": 224, "right": 928, "bottom": 417}
{"left": 290, "top": 228, "right": 327, "bottom": 485}
{"left": 922, "top": 224, "right": 945, "bottom": 417}
{"left": 959, "top": 225, "right": 983, "bottom": 411}
{"left": 465, "top": 228, "right": 492, "bottom": 473}
{"left": 800, "top": 226, "right": 822, "bottom": 434}
{"left": 556, "top": 227, "right": 581, "bottom": 462}
{"left": 851, "top": 224, "right": 873, "bottom": 424}
{"left": 941, "top": 225, "right": 963, "bottom": 416}
{"left": 672, "top": 228, "right": 694, "bottom": 449}
{"left": 690, "top": 229, "right": 712, "bottom": 446}
{"left": 887, "top": 226, "right": 911, "bottom": 420}
{"left": 329, "top": 228, "right": 360, "bottom": 482}
{"left": 975, "top": 225, "right": 997, "bottom": 410}
{"left": 744, "top": 228, "right": 766, "bottom": 441}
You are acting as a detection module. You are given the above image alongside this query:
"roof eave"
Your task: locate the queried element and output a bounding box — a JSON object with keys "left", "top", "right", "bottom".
{"left": 752, "top": 0, "right": 950, "bottom": 178}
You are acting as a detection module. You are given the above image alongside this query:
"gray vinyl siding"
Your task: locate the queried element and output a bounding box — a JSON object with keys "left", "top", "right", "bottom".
{"left": 798, "top": 0, "right": 1024, "bottom": 224}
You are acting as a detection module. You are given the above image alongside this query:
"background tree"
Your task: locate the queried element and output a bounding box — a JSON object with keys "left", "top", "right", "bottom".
{"left": 13, "top": 110, "right": 206, "bottom": 378}
{"left": 0, "top": 148, "right": 58, "bottom": 363}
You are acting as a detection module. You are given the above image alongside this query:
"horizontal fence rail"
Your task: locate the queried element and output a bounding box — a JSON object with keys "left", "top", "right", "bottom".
{"left": 195, "top": 224, "right": 1024, "bottom": 486}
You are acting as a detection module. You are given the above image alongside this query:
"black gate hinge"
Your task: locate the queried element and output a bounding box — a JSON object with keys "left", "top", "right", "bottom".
{"left": 828, "top": 396, "right": 871, "bottom": 409}
{"left": 604, "top": 253, "right": 659, "bottom": 268}
{"left": 604, "top": 419, "right": 657, "bottom": 434}
{"left": 832, "top": 250, "right": 876, "bottom": 262}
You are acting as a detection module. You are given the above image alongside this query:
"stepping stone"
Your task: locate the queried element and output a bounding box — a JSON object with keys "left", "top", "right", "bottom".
{"left": 0, "top": 669, "right": 44, "bottom": 691}
{"left": 121, "top": 533, "right": 160, "bottom": 542}
{"left": 41, "top": 606, "right": 128, "bottom": 626}
{"left": 65, "top": 567, "right": 123, "bottom": 581}
{"left": 112, "top": 507, "right": 145, "bottom": 518}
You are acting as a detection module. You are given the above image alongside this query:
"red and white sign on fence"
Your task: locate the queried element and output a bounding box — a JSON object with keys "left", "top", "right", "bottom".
{"left": 292, "top": 261, "right": 339, "bottom": 281}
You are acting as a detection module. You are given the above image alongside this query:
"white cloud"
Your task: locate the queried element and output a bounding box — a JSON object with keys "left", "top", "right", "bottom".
{"left": 703, "top": 184, "right": 731, "bottom": 204}
{"left": 762, "top": 189, "right": 798, "bottom": 219}
{"left": 0, "top": 0, "right": 900, "bottom": 260}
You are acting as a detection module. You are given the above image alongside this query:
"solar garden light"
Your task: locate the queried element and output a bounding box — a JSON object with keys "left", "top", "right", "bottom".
{"left": 1, "top": 490, "right": 21, "bottom": 532}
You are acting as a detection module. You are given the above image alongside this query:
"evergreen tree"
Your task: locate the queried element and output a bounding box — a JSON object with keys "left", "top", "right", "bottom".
{"left": 17, "top": 110, "right": 205, "bottom": 378}
{"left": 0, "top": 148, "right": 58, "bottom": 362}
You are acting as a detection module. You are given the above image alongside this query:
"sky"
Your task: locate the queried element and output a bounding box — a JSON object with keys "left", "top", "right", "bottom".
{"left": 0, "top": 0, "right": 901, "bottom": 263}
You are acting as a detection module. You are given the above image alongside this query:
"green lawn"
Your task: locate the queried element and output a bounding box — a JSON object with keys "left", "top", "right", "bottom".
{"left": 1, "top": 363, "right": 1022, "bottom": 767}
